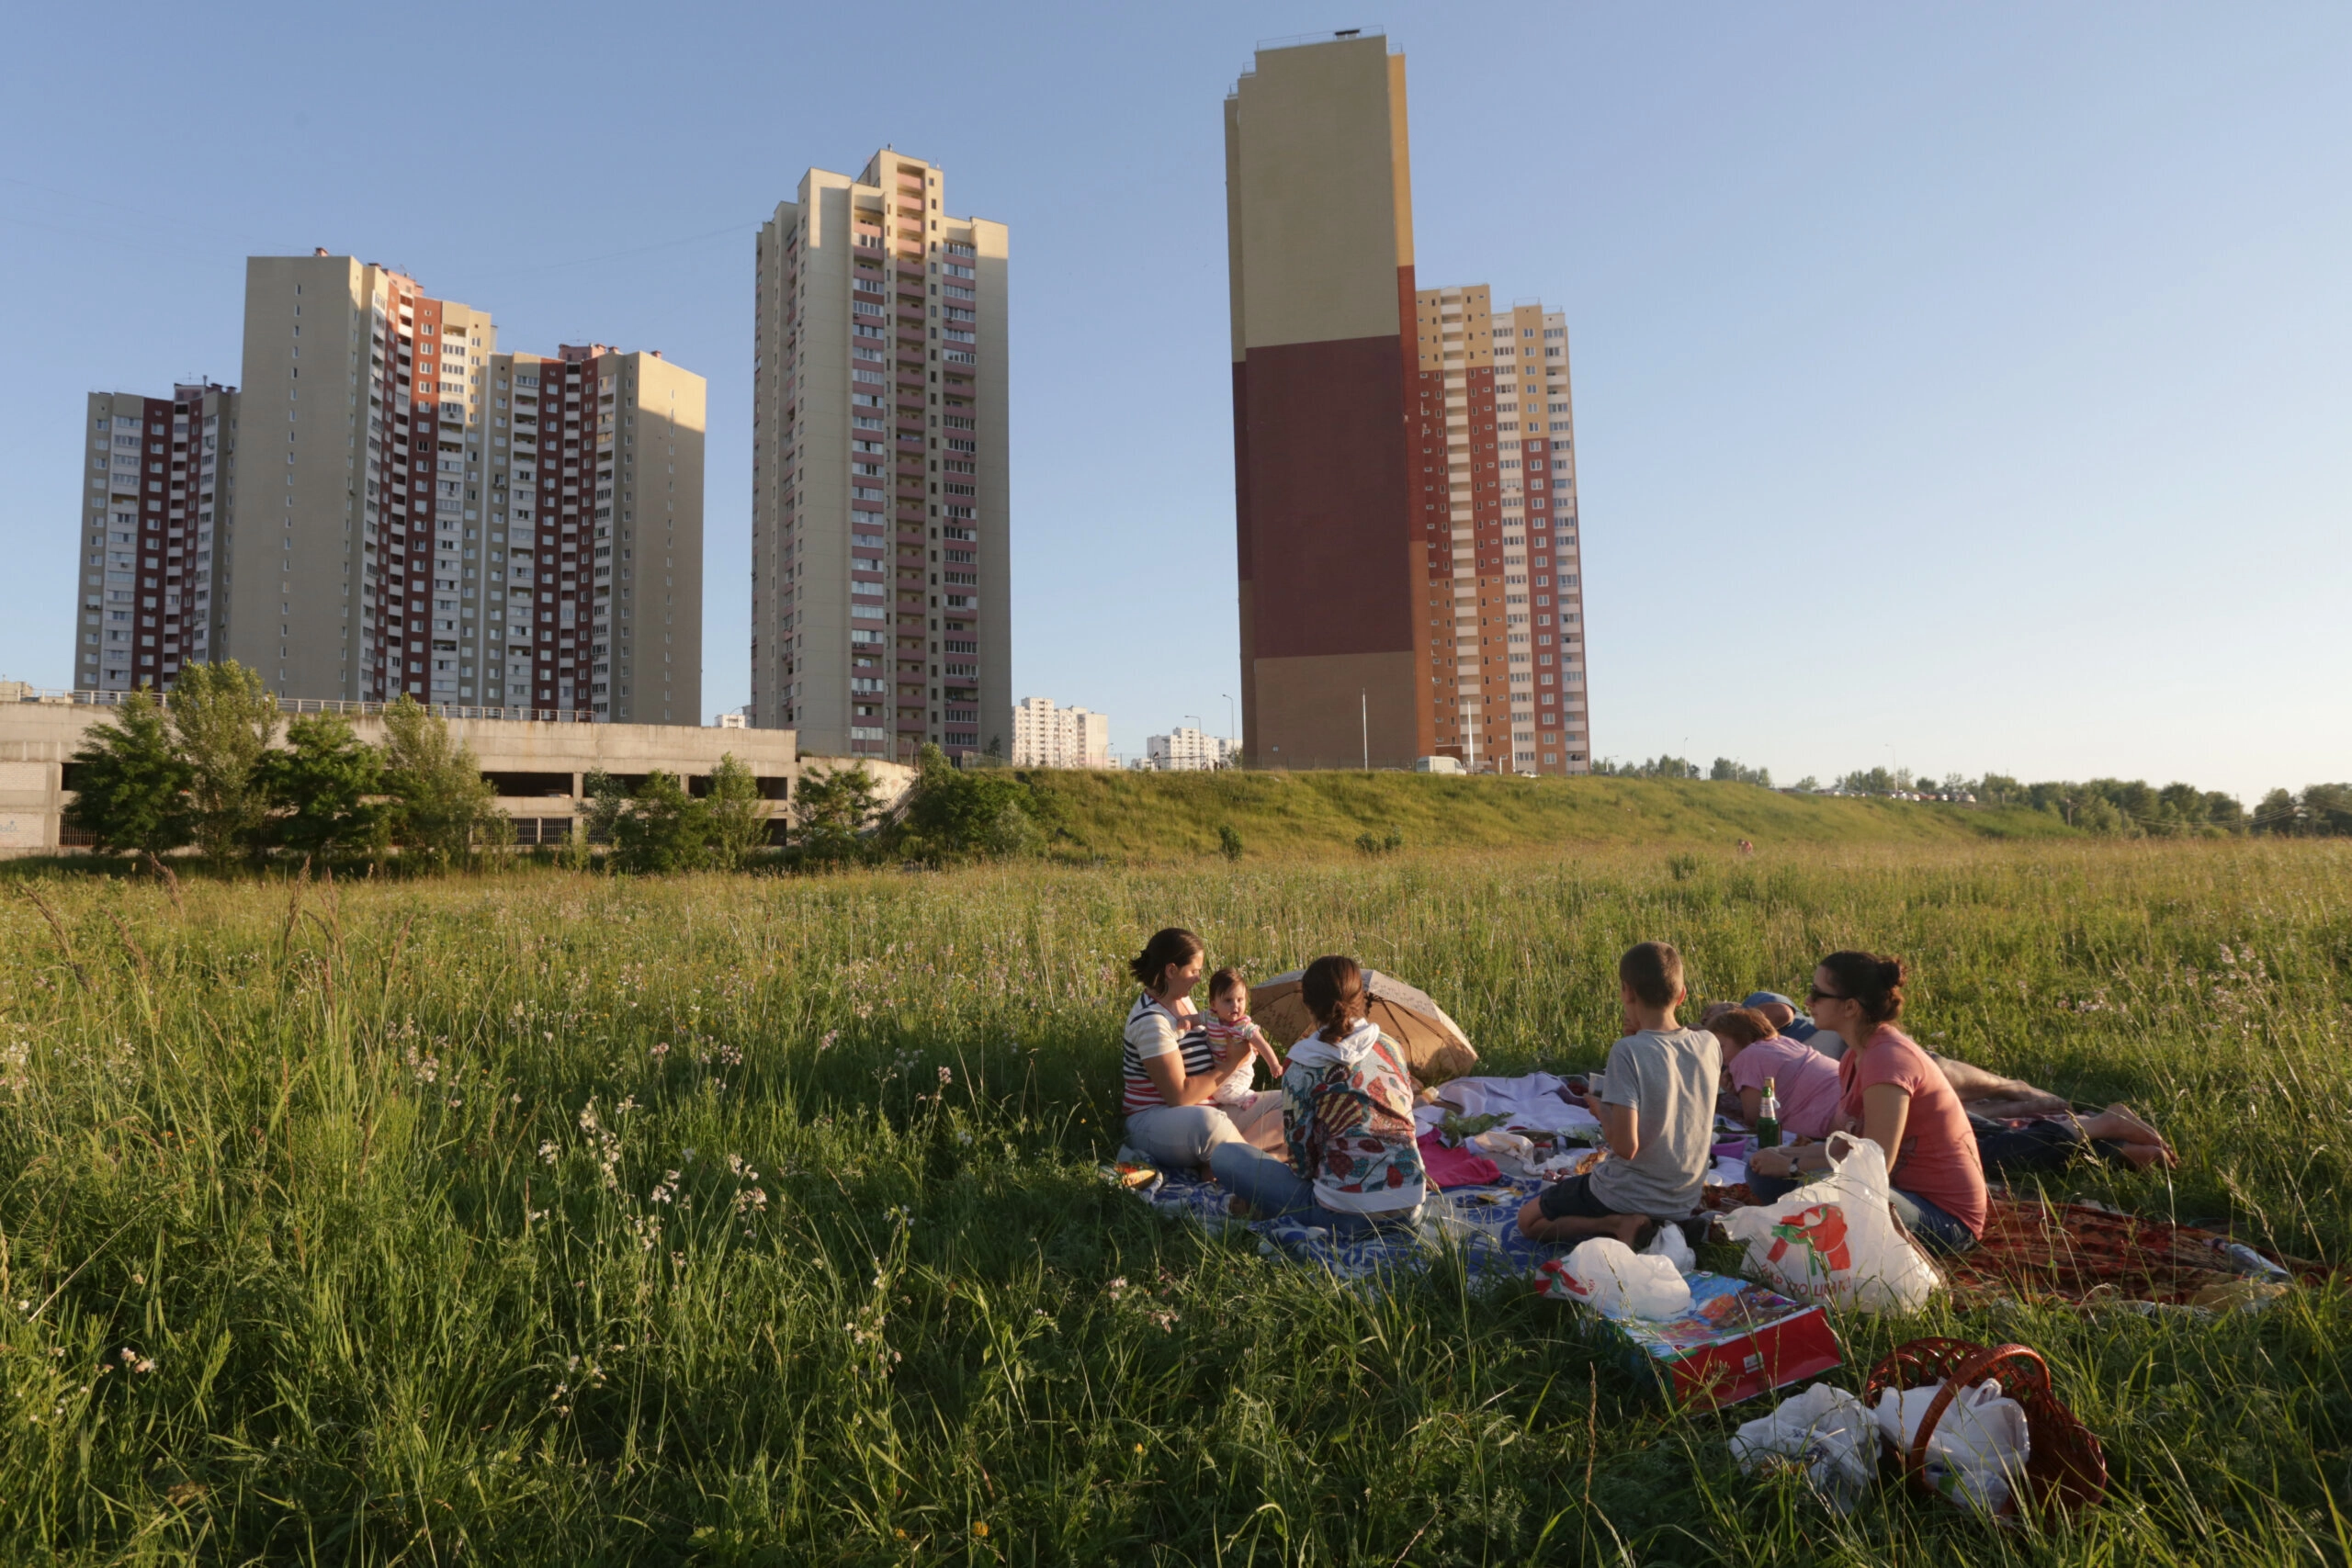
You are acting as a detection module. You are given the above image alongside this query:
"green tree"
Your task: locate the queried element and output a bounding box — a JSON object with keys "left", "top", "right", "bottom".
{"left": 790, "top": 761, "right": 881, "bottom": 866}
{"left": 1709, "top": 757, "right": 1771, "bottom": 787}
{"left": 260, "top": 713, "right": 386, "bottom": 861}
{"left": 2252, "top": 788, "right": 2300, "bottom": 836}
{"left": 168, "top": 660, "right": 279, "bottom": 864}
{"left": 890, "top": 744, "right": 1036, "bottom": 862}
{"left": 611, "top": 769, "right": 708, "bottom": 874}
{"left": 2304, "top": 784, "right": 2352, "bottom": 837}
{"left": 702, "top": 753, "right": 771, "bottom": 871}
{"left": 62, "top": 690, "right": 192, "bottom": 862}
{"left": 381, "top": 696, "right": 502, "bottom": 869}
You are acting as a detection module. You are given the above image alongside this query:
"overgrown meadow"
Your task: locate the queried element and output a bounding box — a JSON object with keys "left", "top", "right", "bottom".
{"left": 1, "top": 840, "right": 2348, "bottom": 1565}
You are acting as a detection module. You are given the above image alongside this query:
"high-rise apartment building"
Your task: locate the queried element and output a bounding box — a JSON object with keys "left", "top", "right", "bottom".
{"left": 225, "top": 252, "right": 703, "bottom": 720}
{"left": 483, "top": 346, "right": 706, "bottom": 722}
{"left": 1011, "top": 695, "right": 1110, "bottom": 769}
{"left": 71, "top": 382, "right": 236, "bottom": 693}
{"left": 1408, "top": 287, "right": 1588, "bottom": 770}
{"left": 752, "top": 150, "right": 1010, "bottom": 762}
{"left": 1225, "top": 31, "right": 1591, "bottom": 773}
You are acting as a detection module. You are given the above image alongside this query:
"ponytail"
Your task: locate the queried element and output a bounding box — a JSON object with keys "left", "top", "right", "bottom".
{"left": 1818, "top": 950, "right": 1907, "bottom": 1028}
{"left": 1129, "top": 928, "right": 1204, "bottom": 996}
{"left": 1299, "top": 954, "right": 1368, "bottom": 1042}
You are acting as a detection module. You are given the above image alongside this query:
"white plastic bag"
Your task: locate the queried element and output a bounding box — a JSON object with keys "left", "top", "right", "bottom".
{"left": 1873, "top": 1380, "right": 2032, "bottom": 1515}
{"left": 1644, "top": 1219, "right": 1697, "bottom": 1275}
{"left": 1728, "top": 1382, "right": 1876, "bottom": 1513}
{"left": 1553, "top": 1236, "right": 1692, "bottom": 1320}
{"left": 1720, "top": 1134, "right": 1945, "bottom": 1313}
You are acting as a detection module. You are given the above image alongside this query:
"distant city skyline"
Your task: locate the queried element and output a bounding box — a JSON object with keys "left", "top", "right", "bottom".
{"left": 3, "top": 3, "right": 2346, "bottom": 799}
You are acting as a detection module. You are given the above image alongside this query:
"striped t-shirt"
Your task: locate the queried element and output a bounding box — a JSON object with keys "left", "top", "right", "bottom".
{"left": 1122, "top": 993, "right": 1214, "bottom": 1114}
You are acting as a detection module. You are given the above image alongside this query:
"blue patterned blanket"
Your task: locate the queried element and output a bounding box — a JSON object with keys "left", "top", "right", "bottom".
{"left": 1126, "top": 1167, "right": 1566, "bottom": 1289}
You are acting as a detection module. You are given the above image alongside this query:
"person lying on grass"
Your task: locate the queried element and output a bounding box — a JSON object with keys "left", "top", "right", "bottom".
{"left": 1972, "top": 1103, "right": 2176, "bottom": 1174}
{"left": 1210, "top": 954, "right": 1427, "bottom": 1238}
{"left": 1724, "top": 995, "right": 2175, "bottom": 1179}
{"left": 1516, "top": 942, "right": 1721, "bottom": 1250}
{"left": 1747, "top": 951, "right": 1988, "bottom": 1255}
{"left": 1121, "top": 927, "right": 1283, "bottom": 1174}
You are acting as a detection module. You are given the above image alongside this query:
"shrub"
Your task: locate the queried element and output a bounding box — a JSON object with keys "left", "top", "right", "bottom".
{"left": 61, "top": 689, "right": 192, "bottom": 862}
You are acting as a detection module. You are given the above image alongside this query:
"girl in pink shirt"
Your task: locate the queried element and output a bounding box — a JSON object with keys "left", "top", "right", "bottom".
{"left": 1713, "top": 1007, "right": 1841, "bottom": 1140}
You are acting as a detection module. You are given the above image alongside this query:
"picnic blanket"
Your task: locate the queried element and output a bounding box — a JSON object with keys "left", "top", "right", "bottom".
{"left": 1128, "top": 1166, "right": 1563, "bottom": 1288}
{"left": 1705, "top": 1184, "right": 2324, "bottom": 1311}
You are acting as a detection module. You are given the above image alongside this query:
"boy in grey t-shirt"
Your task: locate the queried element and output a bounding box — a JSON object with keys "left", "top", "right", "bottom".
{"left": 1518, "top": 942, "right": 1722, "bottom": 1248}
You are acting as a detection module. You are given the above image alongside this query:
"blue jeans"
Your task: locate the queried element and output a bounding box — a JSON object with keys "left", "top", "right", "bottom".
{"left": 1209, "top": 1144, "right": 1424, "bottom": 1241}
{"left": 1747, "top": 1172, "right": 1979, "bottom": 1255}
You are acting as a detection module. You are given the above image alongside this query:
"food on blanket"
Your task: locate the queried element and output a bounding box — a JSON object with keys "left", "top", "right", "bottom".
{"left": 1440, "top": 1111, "right": 1510, "bottom": 1144}
{"left": 1099, "top": 1163, "right": 1159, "bottom": 1189}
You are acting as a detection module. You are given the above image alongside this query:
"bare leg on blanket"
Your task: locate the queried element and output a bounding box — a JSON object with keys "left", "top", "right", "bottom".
{"left": 1513, "top": 1201, "right": 1652, "bottom": 1249}
{"left": 1934, "top": 1055, "right": 2072, "bottom": 1118}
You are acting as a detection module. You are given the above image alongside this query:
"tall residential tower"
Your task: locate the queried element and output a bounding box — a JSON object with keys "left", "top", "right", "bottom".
{"left": 752, "top": 149, "right": 1011, "bottom": 761}
{"left": 70, "top": 382, "right": 237, "bottom": 694}
{"left": 1226, "top": 32, "right": 1590, "bottom": 773}
{"left": 222, "top": 252, "right": 703, "bottom": 719}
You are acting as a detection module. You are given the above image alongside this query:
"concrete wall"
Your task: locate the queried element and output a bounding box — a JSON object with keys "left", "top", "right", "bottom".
{"left": 0, "top": 700, "right": 912, "bottom": 855}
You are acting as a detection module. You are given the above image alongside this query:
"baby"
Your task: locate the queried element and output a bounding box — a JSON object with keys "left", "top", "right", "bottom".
{"left": 1203, "top": 967, "right": 1284, "bottom": 1105}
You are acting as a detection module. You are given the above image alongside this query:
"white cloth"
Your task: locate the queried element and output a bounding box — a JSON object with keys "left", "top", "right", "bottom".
{"left": 1435, "top": 1072, "right": 1604, "bottom": 1137}
{"left": 1730, "top": 1383, "right": 1876, "bottom": 1513}
{"left": 1873, "top": 1380, "right": 2032, "bottom": 1514}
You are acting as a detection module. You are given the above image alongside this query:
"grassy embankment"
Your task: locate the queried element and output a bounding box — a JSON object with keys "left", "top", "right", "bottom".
{"left": 1023, "top": 770, "right": 2076, "bottom": 862}
{"left": 0, "top": 838, "right": 2346, "bottom": 1563}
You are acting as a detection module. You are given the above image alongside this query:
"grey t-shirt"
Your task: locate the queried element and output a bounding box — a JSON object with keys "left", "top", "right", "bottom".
{"left": 1589, "top": 1027, "right": 1723, "bottom": 1217}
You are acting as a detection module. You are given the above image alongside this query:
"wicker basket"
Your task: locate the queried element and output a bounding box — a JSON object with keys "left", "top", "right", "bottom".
{"left": 1862, "top": 1337, "right": 2107, "bottom": 1518}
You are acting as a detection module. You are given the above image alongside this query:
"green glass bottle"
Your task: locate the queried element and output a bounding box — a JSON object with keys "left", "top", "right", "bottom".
{"left": 1755, "top": 1077, "right": 1781, "bottom": 1150}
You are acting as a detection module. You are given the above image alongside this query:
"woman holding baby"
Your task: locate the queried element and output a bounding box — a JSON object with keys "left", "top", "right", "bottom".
{"left": 1119, "top": 928, "right": 1286, "bottom": 1168}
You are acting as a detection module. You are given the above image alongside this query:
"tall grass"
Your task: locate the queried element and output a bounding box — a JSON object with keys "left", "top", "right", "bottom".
{"left": 0, "top": 839, "right": 2347, "bottom": 1564}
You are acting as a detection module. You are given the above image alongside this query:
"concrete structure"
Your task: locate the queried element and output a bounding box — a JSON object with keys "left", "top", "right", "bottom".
{"left": 218, "top": 252, "right": 703, "bottom": 721}
{"left": 72, "top": 382, "right": 238, "bottom": 694}
{"left": 752, "top": 149, "right": 1011, "bottom": 764}
{"left": 0, "top": 690, "right": 910, "bottom": 855}
{"left": 1224, "top": 31, "right": 1591, "bottom": 774}
{"left": 1146, "top": 727, "right": 1233, "bottom": 772}
{"left": 1410, "top": 287, "right": 1589, "bottom": 772}
{"left": 483, "top": 345, "right": 706, "bottom": 723}
{"left": 1010, "top": 696, "right": 1110, "bottom": 769}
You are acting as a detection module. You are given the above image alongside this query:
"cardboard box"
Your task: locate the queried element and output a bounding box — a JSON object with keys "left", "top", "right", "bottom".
{"left": 1546, "top": 1268, "right": 1843, "bottom": 1408}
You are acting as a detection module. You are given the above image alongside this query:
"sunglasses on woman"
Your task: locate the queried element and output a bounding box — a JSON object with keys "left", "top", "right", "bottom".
{"left": 1807, "top": 986, "right": 1848, "bottom": 1002}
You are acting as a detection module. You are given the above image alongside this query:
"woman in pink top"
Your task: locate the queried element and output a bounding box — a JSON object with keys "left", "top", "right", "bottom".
{"left": 1747, "top": 952, "right": 1987, "bottom": 1253}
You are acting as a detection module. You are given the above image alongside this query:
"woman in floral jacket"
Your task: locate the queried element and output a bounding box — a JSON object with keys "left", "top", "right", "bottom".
{"left": 1210, "top": 954, "right": 1427, "bottom": 1236}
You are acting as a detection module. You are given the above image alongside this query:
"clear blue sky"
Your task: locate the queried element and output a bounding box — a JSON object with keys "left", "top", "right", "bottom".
{"left": 4, "top": 2, "right": 2346, "bottom": 800}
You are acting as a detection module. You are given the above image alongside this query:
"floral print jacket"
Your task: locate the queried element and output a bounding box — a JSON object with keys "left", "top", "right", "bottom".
{"left": 1281, "top": 1023, "right": 1426, "bottom": 1215}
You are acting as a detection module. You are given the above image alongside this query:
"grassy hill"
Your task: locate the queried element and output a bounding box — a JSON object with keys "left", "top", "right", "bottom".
{"left": 1023, "top": 768, "right": 2075, "bottom": 861}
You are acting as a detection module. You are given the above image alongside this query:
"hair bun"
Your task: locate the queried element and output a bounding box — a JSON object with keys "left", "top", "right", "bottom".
{"left": 1879, "top": 958, "right": 1904, "bottom": 988}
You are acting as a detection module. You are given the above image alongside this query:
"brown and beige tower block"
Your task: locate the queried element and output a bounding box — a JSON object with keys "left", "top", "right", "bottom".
{"left": 70, "top": 382, "right": 237, "bottom": 694}
{"left": 752, "top": 150, "right": 1011, "bottom": 762}
{"left": 1226, "top": 31, "right": 1590, "bottom": 773}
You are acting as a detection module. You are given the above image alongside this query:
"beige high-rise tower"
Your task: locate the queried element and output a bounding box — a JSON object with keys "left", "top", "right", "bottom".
{"left": 71, "top": 382, "right": 237, "bottom": 693}
{"left": 483, "top": 347, "right": 706, "bottom": 722}
{"left": 1227, "top": 31, "right": 1592, "bottom": 773}
{"left": 752, "top": 150, "right": 1011, "bottom": 761}
{"left": 225, "top": 252, "right": 703, "bottom": 720}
